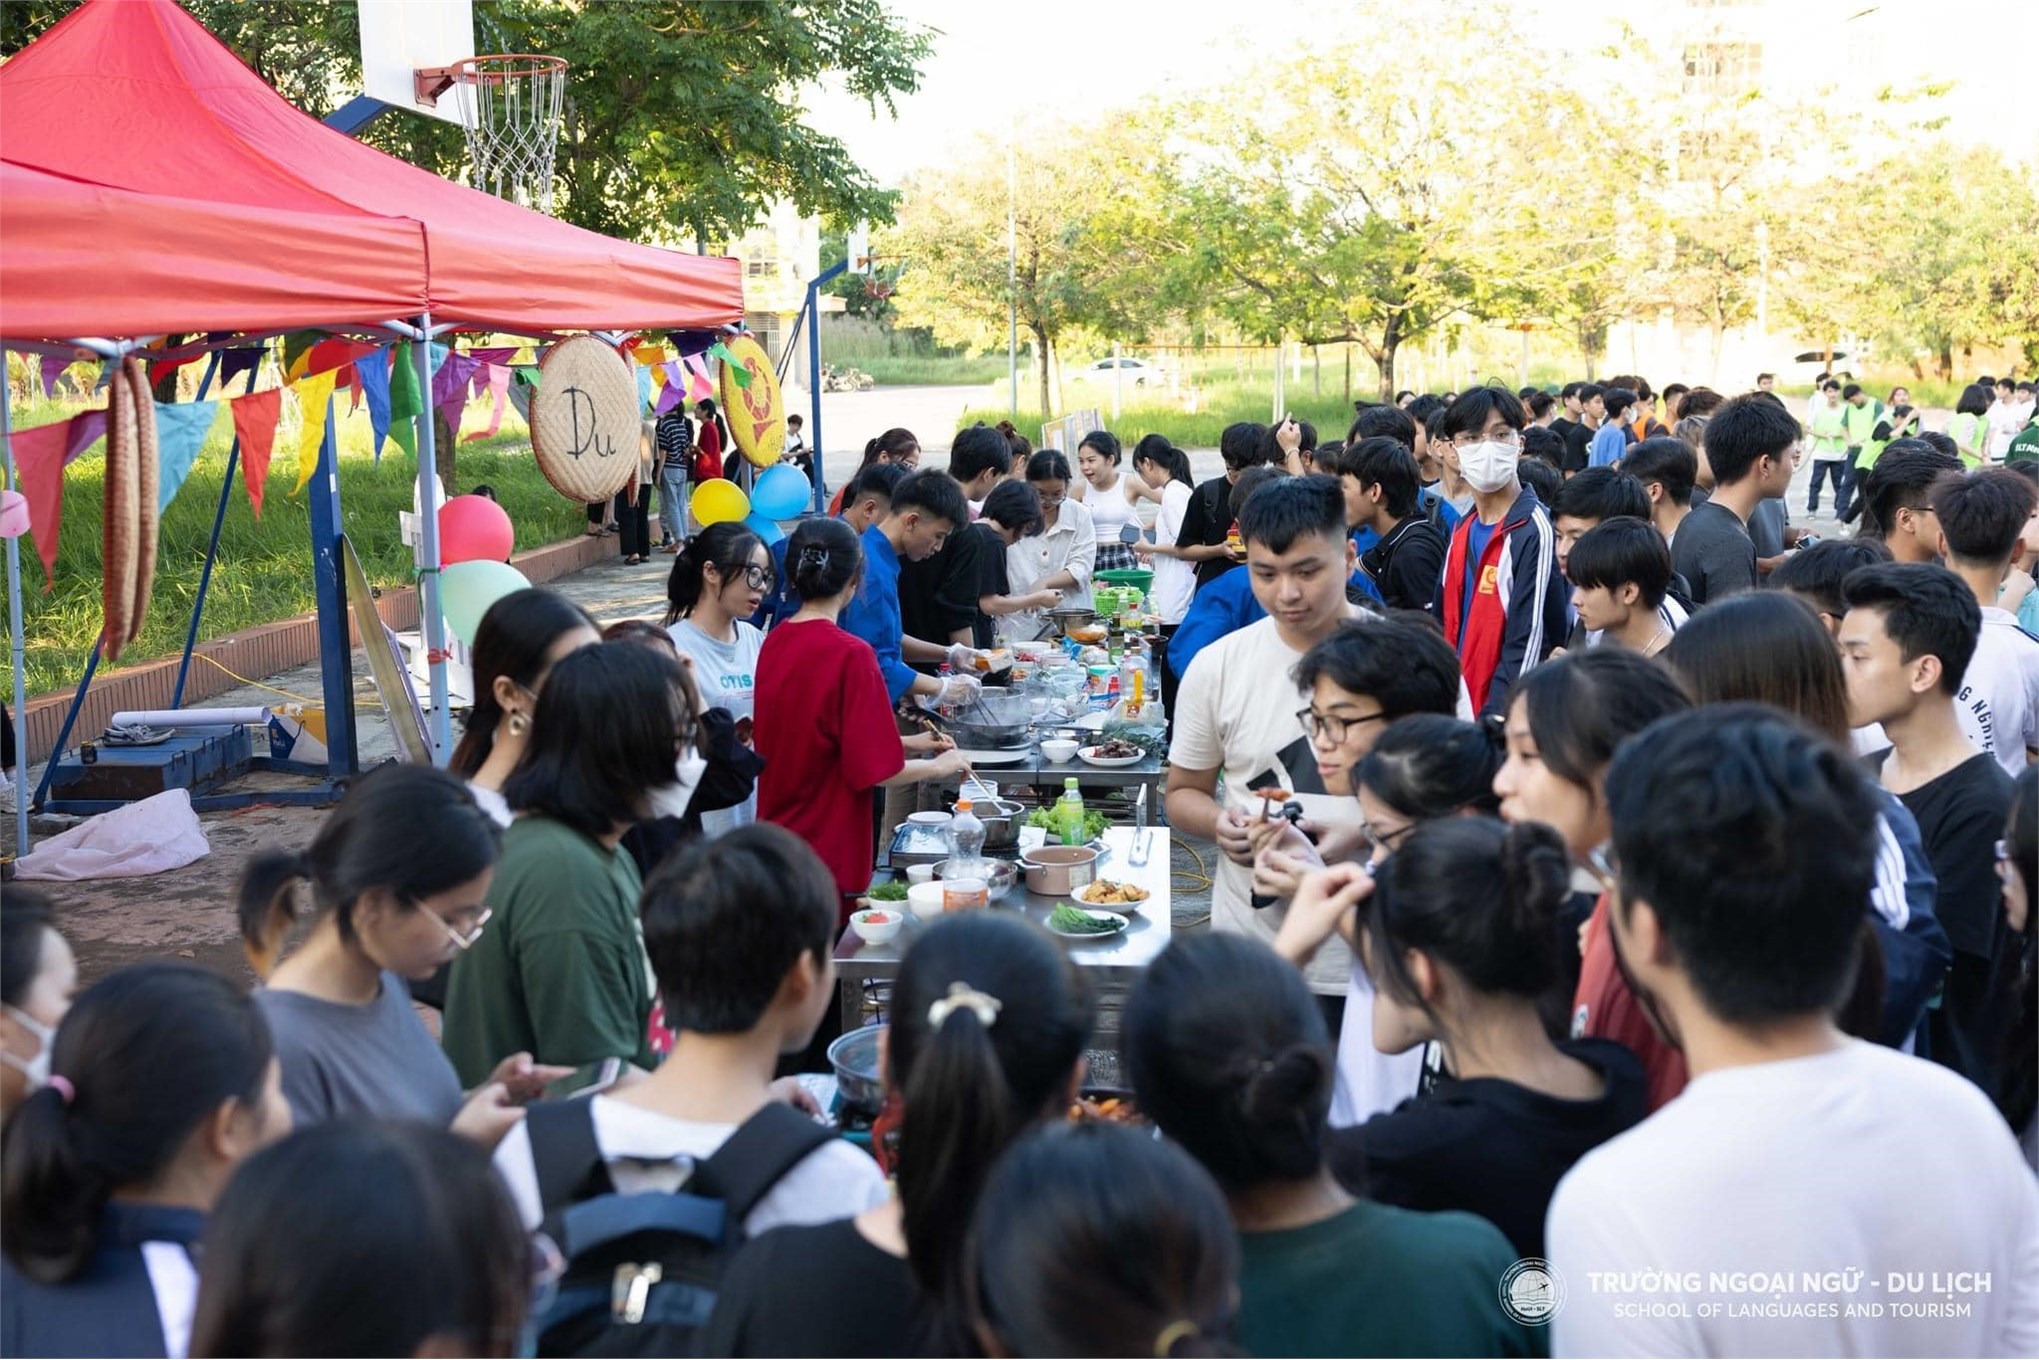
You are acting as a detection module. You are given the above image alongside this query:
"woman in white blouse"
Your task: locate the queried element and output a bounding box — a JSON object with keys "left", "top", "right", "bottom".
{"left": 1006, "top": 450, "right": 1097, "bottom": 640}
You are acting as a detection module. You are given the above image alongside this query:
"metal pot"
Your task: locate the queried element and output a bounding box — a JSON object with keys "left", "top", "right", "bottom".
{"left": 938, "top": 691, "right": 1036, "bottom": 747}
{"left": 828, "top": 1023, "right": 888, "bottom": 1119}
{"left": 1020, "top": 844, "right": 1101, "bottom": 896}
{"left": 934, "top": 856, "right": 1020, "bottom": 902}
{"left": 953, "top": 797, "right": 1025, "bottom": 850}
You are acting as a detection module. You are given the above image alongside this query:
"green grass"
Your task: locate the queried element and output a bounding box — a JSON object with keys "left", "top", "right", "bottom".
{"left": 11, "top": 394, "right": 585, "bottom": 697}
{"left": 853, "top": 355, "right": 1007, "bottom": 387}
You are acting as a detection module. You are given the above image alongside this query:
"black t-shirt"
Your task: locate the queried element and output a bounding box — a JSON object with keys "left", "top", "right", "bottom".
{"left": 702, "top": 1217, "right": 927, "bottom": 1358}
{"left": 1179, "top": 474, "right": 1239, "bottom": 590}
{"left": 969, "top": 522, "right": 1011, "bottom": 650}
{"left": 1560, "top": 421, "right": 1594, "bottom": 474}
{"left": 1870, "top": 749, "right": 2015, "bottom": 1094}
{"left": 899, "top": 508, "right": 986, "bottom": 662}
{"left": 1325, "top": 1037, "right": 1648, "bottom": 1258}
{"left": 1361, "top": 515, "right": 1447, "bottom": 613}
{"left": 1670, "top": 500, "right": 1756, "bottom": 605}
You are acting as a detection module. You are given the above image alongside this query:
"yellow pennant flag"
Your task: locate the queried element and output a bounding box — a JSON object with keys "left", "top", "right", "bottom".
{"left": 291, "top": 369, "right": 338, "bottom": 496}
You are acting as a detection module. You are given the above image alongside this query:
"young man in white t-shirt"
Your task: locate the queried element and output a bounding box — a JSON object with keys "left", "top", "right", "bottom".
{"left": 1931, "top": 466, "right": 2039, "bottom": 776}
{"left": 494, "top": 825, "right": 886, "bottom": 1235}
{"left": 1547, "top": 707, "right": 2039, "bottom": 1359}
{"left": 1168, "top": 475, "right": 1371, "bottom": 1003}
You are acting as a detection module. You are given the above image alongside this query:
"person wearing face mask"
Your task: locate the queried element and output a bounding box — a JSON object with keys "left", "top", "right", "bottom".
{"left": 0, "top": 889, "right": 77, "bottom": 1118}
{"left": 441, "top": 644, "right": 700, "bottom": 1092}
{"left": 2, "top": 964, "right": 291, "bottom": 1360}
{"left": 236, "top": 764, "right": 570, "bottom": 1144}
{"left": 1430, "top": 388, "right": 1568, "bottom": 720}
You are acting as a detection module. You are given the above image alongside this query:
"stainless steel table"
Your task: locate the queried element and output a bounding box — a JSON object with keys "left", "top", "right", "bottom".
{"left": 835, "top": 825, "right": 1172, "bottom": 1031}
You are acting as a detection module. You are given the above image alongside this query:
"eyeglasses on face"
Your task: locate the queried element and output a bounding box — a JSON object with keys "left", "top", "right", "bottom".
{"left": 434, "top": 905, "right": 493, "bottom": 951}
{"left": 1295, "top": 706, "right": 1389, "bottom": 745}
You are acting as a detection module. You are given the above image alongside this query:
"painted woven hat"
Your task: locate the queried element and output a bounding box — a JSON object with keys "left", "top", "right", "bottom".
{"left": 126, "top": 356, "right": 160, "bottom": 650}
{"left": 529, "top": 335, "right": 640, "bottom": 504}
{"left": 100, "top": 355, "right": 154, "bottom": 660}
{"left": 719, "top": 333, "right": 786, "bottom": 469}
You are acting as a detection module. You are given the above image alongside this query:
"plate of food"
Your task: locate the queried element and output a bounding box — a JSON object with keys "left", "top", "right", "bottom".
{"left": 1073, "top": 878, "right": 1152, "bottom": 910}
{"left": 1045, "top": 903, "right": 1129, "bottom": 938}
{"left": 1079, "top": 740, "right": 1146, "bottom": 768}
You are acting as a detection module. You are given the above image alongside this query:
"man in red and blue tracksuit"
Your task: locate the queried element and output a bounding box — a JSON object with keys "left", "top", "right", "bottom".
{"left": 1430, "top": 389, "right": 1568, "bottom": 719}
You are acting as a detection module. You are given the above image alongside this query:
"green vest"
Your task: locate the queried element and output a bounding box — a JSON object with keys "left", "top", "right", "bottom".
{"left": 1844, "top": 400, "right": 1884, "bottom": 467}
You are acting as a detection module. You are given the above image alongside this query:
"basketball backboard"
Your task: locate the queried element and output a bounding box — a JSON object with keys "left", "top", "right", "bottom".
{"left": 846, "top": 222, "right": 871, "bottom": 274}
{"left": 358, "top": 0, "right": 478, "bottom": 128}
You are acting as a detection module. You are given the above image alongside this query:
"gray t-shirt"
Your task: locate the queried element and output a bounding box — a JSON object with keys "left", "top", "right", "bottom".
{"left": 257, "top": 972, "right": 464, "bottom": 1128}
{"left": 1671, "top": 501, "right": 1756, "bottom": 605}
{"left": 666, "top": 618, "right": 764, "bottom": 837}
{"left": 1748, "top": 497, "right": 1789, "bottom": 558}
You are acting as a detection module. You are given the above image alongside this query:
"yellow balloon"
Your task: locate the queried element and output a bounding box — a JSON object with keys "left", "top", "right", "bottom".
{"left": 690, "top": 477, "right": 750, "bottom": 526}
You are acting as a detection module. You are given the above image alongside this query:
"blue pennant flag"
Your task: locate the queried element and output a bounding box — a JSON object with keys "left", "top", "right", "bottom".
{"left": 354, "top": 351, "right": 393, "bottom": 461}
{"left": 153, "top": 400, "right": 220, "bottom": 512}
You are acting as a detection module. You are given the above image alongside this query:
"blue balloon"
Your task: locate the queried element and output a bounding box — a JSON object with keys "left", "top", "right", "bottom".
{"left": 750, "top": 463, "right": 813, "bottom": 520}
{"left": 743, "top": 511, "right": 786, "bottom": 545}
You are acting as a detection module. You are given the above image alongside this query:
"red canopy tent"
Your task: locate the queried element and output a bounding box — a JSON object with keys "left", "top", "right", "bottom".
{"left": 0, "top": 0, "right": 748, "bottom": 801}
{"left": 0, "top": 160, "right": 430, "bottom": 338}
{"left": 0, "top": 0, "right": 743, "bottom": 338}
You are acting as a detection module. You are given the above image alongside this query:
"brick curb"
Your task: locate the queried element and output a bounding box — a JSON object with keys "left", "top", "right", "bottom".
{"left": 21, "top": 532, "right": 613, "bottom": 765}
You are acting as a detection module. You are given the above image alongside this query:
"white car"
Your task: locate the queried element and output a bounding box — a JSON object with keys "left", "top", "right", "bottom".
{"left": 1069, "top": 357, "right": 1169, "bottom": 388}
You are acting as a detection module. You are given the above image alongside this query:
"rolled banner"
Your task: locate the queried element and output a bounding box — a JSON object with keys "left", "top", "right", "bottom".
{"left": 718, "top": 333, "right": 786, "bottom": 470}
{"left": 440, "top": 559, "right": 531, "bottom": 646}
{"left": 690, "top": 477, "right": 749, "bottom": 527}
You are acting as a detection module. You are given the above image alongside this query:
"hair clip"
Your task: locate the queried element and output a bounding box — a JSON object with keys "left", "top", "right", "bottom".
{"left": 47, "top": 1074, "right": 75, "bottom": 1105}
{"left": 927, "top": 982, "right": 1001, "bottom": 1030}
{"left": 1153, "top": 1320, "right": 1200, "bottom": 1357}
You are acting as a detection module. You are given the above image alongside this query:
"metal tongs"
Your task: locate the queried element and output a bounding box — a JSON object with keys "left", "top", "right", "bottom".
{"left": 1129, "top": 786, "right": 1154, "bottom": 866}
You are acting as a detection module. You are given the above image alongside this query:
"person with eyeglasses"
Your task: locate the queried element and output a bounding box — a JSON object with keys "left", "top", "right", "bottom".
{"left": 1005, "top": 448, "right": 1098, "bottom": 641}
{"left": 1430, "top": 388, "right": 1568, "bottom": 720}
{"left": 237, "top": 764, "right": 569, "bottom": 1145}
{"left": 665, "top": 521, "right": 774, "bottom": 838}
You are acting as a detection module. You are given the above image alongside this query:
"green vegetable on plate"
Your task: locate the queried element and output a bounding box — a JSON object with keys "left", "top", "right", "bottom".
{"left": 1048, "top": 903, "right": 1119, "bottom": 935}
{"left": 866, "top": 880, "right": 909, "bottom": 901}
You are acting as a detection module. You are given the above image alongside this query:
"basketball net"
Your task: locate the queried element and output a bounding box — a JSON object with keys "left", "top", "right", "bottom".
{"left": 445, "top": 55, "right": 567, "bottom": 213}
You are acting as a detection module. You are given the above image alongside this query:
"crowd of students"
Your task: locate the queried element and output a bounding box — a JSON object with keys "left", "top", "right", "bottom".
{"left": 3, "top": 373, "right": 2037, "bottom": 1358}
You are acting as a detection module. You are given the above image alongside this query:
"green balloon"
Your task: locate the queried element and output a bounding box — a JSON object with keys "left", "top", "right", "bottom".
{"left": 440, "top": 559, "right": 530, "bottom": 645}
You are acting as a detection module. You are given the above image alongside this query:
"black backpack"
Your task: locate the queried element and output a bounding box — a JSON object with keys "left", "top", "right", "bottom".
{"left": 525, "top": 1099, "right": 834, "bottom": 1357}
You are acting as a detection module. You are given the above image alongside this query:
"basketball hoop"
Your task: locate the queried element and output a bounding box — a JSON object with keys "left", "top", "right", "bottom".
{"left": 865, "top": 277, "right": 895, "bottom": 299}
{"left": 417, "top": 54, "right": 567, "bottom": 212}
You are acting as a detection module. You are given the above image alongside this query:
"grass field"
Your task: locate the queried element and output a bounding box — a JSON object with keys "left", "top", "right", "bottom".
{"left": 854, "top": 355, "right": 1008, "bottom": 387}
{"left": 10, "top": 393, "right": 585, "bottom": 697}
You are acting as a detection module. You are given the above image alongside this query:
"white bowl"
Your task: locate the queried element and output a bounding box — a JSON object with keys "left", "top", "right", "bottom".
{"left": 906, "top": 863, "right": 938, "bottom": 885}
{"left": 907, "top": 881, "right": 948, "bottom": 920}
{"left": 907, "top": 811, "right": 953, "bottom": 828}
{"left": 1041, "top": 738, "right": 1080, "bottom": 763}
{"left": 850, "top": 908, "right": 905, "bottom": 944}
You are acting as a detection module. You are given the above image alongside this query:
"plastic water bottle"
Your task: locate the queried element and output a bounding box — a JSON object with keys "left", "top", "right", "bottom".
{"left": 950, "top": 799, "right": 987, "bottom": 860}
{"left": 1055, "top": 778, "right": 1087, "bottom": 847}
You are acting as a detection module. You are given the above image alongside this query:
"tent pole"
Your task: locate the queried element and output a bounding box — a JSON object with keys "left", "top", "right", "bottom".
{"left": 803, "top": 260, "right": 846, "bottom": 513}
{"left": 412, "top": 318, "right": 452, "bottom": 764}
{"left": 171, "top": 358, "right": 257, "bottom": 708}
{"left": 307, "top": 400, "right": 358, "bottom": 776}
{"left": 3, "top": 352, "right": 30, "bottom": 857}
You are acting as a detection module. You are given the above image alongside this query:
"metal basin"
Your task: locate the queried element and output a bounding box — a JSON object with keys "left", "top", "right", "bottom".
{"left": 828, "top": 1023, "right": 888, "bottom": 1119}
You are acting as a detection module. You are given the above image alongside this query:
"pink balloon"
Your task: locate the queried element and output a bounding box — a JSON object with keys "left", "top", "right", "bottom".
{"left": 0, "top": 489, "right": 27, "bottom": 539}
{"left": 439, "top": 494, "right": 514, "bottom": 565}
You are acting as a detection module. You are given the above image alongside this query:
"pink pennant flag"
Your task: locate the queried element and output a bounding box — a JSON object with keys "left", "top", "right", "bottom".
{"left": 39, "top": 354, "right": 68, "bottom": 398}
{"left": 9, "top": 418, "right": 71, "bottom": 582}
{"left": 465, "top": 364, "right": 514, "bottom": 442}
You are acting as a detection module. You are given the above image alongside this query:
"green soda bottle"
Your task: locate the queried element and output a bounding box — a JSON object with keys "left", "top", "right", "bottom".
{"left": 1056, "top": 777, "right": 1087, "bottom": 846}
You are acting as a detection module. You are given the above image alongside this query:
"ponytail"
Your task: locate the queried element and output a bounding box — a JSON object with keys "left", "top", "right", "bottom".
{"left": 1369, "top": 817, "right": 1571, "bottom": 1012}
{"left": 888, "top": 916, "right": 1093, "bottom": 1344}
{"left": 1136, "top": 443, "right": 1195, "bottom": 488}
{"left": 237, "top": 848, "right": 315, "bottom": 979}
{"left": 2, "top": 964, "right": 273, "bottom": 1284}
{"left": 786, "top": 516, "right": 860, "bottom": 603}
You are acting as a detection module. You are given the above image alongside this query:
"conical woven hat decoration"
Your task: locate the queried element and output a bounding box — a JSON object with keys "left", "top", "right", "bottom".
{"left": 530, "top": 335, "right": 640, "bottom": 504}
{"left": 101, "top": 356, "right": 142, "bottom": 660}
{"left": 126, "top": 357, "right": 160, "bottom": 649}
{"left": 720, "top": 333, "right": 786, "bottom": 469}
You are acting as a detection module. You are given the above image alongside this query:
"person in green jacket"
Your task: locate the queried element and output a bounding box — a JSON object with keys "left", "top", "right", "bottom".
{"left": 1805, "top": 379, "right": 1850, "bottom": 515}
{"left": 442, "top": 642, "right": 701, "bottom": 1091}
{"left": 1836, "top": 382, "right": 1885, "bottom": 521}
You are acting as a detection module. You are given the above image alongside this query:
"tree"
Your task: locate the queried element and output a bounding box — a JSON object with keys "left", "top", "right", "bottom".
{"left": 0, "top": 1, "right": 932, "bottom": 243}
{"left": 1146, "top": 7, "right": 1578, "bottom": 399}
{"left": 887, "top": 124, "right": 1155, "bottom": 416}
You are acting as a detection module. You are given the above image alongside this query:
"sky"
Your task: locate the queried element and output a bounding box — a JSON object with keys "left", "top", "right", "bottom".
{"left": 800, "top": 0, "right": 2038, "bottom": 187}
